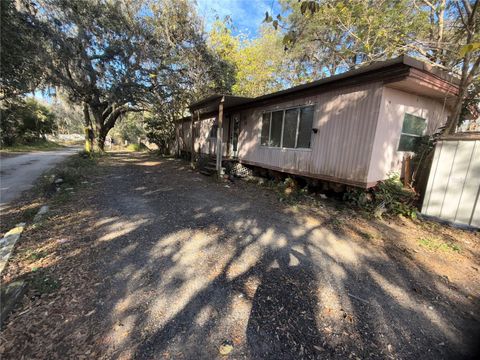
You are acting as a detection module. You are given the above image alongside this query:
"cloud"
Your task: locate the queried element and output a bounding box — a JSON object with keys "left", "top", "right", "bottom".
{"left": 195, "top": 0, "right": 278, "bottom": 38}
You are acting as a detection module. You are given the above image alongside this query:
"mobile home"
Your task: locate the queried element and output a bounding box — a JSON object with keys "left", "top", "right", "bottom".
{"left": 176, "top": 56, "right": 459, "bottom": 188}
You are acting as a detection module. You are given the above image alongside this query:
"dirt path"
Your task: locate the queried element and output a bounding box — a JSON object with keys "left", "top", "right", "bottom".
{"left": 1, "top": 152, "right": 479, "bottom": 359}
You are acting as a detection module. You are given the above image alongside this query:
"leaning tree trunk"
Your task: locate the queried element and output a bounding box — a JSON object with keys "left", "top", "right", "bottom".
{"left": 83, "top": 103, "right": 94, "bottom": 153}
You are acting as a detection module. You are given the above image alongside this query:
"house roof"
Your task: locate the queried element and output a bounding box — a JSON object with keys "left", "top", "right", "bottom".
{"left": 188, "top": 55, "right": 459, "bottom": 116}
{"left": 189, "top": 95, "right": 253, "bottom": 112}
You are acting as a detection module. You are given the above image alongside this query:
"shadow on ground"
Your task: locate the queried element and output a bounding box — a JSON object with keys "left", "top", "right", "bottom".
{"left": 87, "top": 153, "right": 479, "bottom": 359}
{"left": 1, "top": 152, "right": 478, "bottom": 359}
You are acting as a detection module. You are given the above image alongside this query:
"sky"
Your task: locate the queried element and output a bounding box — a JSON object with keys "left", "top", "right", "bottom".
{"left": 195, "top": 0, "right": 281, "bottom": 38}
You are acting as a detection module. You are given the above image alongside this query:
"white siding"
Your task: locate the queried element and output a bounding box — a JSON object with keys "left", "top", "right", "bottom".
{"left": 367, "top": 87, "right": 451, "bottom": 184}
{"left": 237, "top": 82, "right": 384, "bottom": 186}
{"left": 422, "top": 139, "right": 480, "bottom": 228}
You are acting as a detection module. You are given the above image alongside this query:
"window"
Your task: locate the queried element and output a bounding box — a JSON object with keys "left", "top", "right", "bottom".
{"left": 398, "top": 113, "right": 426, "bottom": 152}
{"left": 260, "top": 105, "right": 314, "bottom": 149}
{"left": 297, "top": 106, "right": 314, "bottom": 148}
{"left": 261, "top": 113, "right": 270, "bottom": 145}
{"left": 283, "top": 109, "right": 298, "bottom": 148}
{"left": 270, "top": 111, "right": 283, "bottom": 147}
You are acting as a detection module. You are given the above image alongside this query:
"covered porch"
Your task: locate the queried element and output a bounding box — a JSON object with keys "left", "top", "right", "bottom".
{"left": 188, "top": 94, "right": 252, "bottom": 177}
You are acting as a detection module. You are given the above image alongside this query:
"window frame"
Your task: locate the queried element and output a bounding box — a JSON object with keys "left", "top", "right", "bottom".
{"left": 397, "top": 113, "right": 427, "bottom": 152}
{"left": 260, "top": 104, "right": 314, "bottom": 151}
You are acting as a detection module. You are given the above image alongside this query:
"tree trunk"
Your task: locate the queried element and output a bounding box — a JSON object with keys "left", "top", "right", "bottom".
{"left": 86, "top": 101, "right": 135, "bottom": 151}
{"left": 95, "top": 131, "right": 107, "bottom": 151}
{"left": 83, "top": 103, "right": 94, "bottom": 152}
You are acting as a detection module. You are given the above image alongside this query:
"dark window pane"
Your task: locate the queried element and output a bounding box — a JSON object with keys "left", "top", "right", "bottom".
{"left": 261, "top": 113, "right": 270, "bottom": 145}
{"left": 270, "top": 111, "right": 283, "bottom": 147}
{"left": 398, "top": 134, "right": 421, "bottom": 152}
{"left": 283, "top": 109, "right": 298, "bottom": 148}
{"left": 297, "top": 106, "right": 314, "bottom": 148}
{"left": 210, "top": 124, "right": 217, "bottom": 138}
{"left": 402, "top": 114, "right": 426, "bottom": 135}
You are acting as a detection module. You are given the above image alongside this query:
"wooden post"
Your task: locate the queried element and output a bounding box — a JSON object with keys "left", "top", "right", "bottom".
{"left": 190, "top": 112, "right": 195, "bottom": 167}
{"left": 404, "top": 154, "right": 411, "bottom": 187}
{"left": 216, "top": 97, "right": 225, "bottom": 178}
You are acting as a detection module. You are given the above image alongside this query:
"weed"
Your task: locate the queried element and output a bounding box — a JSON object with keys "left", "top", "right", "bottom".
{"left": 358, "top": 230, "right": 374, "bottom": 240}
{"left": 330, "top": 218, "right": 343, "bottom": 229}
{"left": 418, "top": 237, "right": 461, "bottom": 252}
{"left": 36, "top": 153, "right": 98, "bottom": 196}
{"left": 344, "top": 173, "right": 417, "bottom": 218}
{"left": 22, "top": 206, "right": 40, "bottom": 221}
{"left": 30, "top": 272, "right": 60, "bottom": 294}
{"left": 26, "top": 250, "right": 48, "bottom": 261}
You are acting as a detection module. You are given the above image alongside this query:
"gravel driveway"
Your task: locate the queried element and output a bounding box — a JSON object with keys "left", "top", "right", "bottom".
{"left": 86, "top": 153, "right": 479, "bottom": 359}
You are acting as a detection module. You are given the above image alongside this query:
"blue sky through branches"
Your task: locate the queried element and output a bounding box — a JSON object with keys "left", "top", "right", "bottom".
{"left": 195, "top": 0, "right": 281, "bottom": 38}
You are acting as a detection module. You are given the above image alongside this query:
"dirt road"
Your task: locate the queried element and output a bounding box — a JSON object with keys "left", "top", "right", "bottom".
{"left": 0, "top": 148, "right": 78, "bottom": 207}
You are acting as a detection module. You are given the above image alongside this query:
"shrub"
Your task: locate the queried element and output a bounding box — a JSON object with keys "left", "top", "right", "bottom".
{"left": 344, "top": 173, "right": 417, "bottom": 218}
{"left": 126, "top": 143, "right": 148, "bottom": 152}
{"left": 0, "top": 97, "right": 57, "bottom": 146}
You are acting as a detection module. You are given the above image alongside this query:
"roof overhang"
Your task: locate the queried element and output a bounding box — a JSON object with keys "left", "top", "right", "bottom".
{"left": 189, "top": 94, "right": 252, "bottom": 114}
{"left": 385, "top": 67, "right": 459, "bottom": 108}
{"left": 186, "top": 55, "right": 459, "bottom": 117}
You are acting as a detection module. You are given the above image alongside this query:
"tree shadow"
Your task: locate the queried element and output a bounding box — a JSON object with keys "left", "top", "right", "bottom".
{"left": 2, "top": 152, "right": 479, "bottom": 360}
{"left": 247, "top": 248, "right": 327, "bottom": 359}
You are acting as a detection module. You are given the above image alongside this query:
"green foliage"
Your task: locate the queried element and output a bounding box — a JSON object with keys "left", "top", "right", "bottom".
{"left": 50, "top": 93, "right": 84, "bottom": 134}
{"left": 55, "top": 154, "right": 97, "bottom": 186}
{"left": 279, "top": 0, "right": 428, "bottom": 77}
{"left": 37, "top": 153, "right": 97, "bottom": 198}
{"left": 126, "top": 143, "right": 148, "bottom": 152}
{"left": 459, "top": 42, "right": 480, "bottom": 58}
{"left": 208, "top": 20, "right": 309, "bottom": 97}
{"left": 418, "top": 237, "right": 461, "bottom": 252}
{"left": 30, "top": 272, "right": 60, "bottom": 294}
{"left": 0, "top": 97, "right": 57, "bottom": 146}
{"left": 110, "top": 112, "right": 146, "bottom": 144}
{"left": 0, "top": 0, "right": 48, "bottom": 99}
{"left": 344, "top": 174, "right": 417, "bottom": 218}
{"left": 145, "top": 111, "right": 175, "bottom": 154}
{"left": 9, "top": 0, "right": 230, "bottom": 150}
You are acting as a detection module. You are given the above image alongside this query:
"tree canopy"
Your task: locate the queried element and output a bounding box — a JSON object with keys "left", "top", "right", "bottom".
{"left": 1, "top": 0, "right": 478, "bottom": 149}
{"left": 208, "top": 20, "right": 309, "bottom": 97}
{"left": 265, "top": 0, "right": 479, "bottom": 130}
{"left": 1, "top": 0, "right": 230, "bottom": 150}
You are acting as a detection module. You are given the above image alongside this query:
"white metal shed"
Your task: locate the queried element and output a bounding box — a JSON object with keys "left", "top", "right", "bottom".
{"left": 422, "top": 135, "right": 480, "bottom": 228}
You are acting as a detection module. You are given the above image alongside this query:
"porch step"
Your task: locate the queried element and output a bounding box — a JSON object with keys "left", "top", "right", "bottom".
{"left": 200, "top": 158, "right": 224, "bottom": 177}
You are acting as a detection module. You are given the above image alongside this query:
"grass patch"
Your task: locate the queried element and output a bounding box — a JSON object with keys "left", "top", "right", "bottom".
{"left": 126, "top": 143, "right": 148, "bottom": 152}
{"left": 22, "top": 206, "right": 40, "bottom": 222}
{"left": 418, "top": 237, "right": 461, "bottom": 253}
{"left": 0, "top": 139, "right": 65, "bottom": 153}
{"left": 330, "top": 218, "right": 343, "bottom": 229}
{"left": 37, "top": 152, "right": 99, "bottom": 197}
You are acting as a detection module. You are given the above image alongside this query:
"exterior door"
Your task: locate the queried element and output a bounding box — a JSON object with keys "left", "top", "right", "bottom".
{"left": 208, "top": 123, "right": 217, "bottom": 155}
{"left": 230, "top": 114, "right": 240, "bottom": 158}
